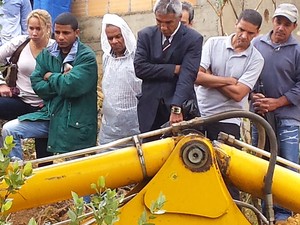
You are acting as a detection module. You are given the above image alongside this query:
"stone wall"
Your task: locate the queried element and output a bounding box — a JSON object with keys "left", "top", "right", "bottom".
{"left": 70, "top": 0, "right": 300, "bottom": 75}
{"left": 72, "top": 0, "right": 300, "bottom": 48}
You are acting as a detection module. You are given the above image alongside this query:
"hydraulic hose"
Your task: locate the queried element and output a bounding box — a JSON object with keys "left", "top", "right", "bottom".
{"left": 194, "top": 110, "right": 277, "bottom": 224}
{"left": 26, "top": 110, "right": 277, "bottom": 224}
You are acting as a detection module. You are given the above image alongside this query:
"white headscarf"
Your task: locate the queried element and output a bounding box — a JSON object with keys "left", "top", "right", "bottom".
{"left": 101, "top": 14, "right": 136, "bottom": 55}
{"left": 99, "top": 14, "right": 141, "bottom": 146}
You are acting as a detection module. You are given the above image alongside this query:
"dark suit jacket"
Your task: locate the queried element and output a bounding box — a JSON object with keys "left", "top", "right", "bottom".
{"left": 134, "top": 24, "right": 203, "bottom": 132}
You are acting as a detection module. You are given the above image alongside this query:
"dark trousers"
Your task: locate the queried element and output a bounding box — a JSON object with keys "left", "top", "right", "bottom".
{"left": 143, "top": 100, "right": 170, "bottom": 143}
{"left": 203, "top": 121, "right": 241, "bottom": 141}
{"left": 0, "top": 96, "right": 52, "bottom": 165}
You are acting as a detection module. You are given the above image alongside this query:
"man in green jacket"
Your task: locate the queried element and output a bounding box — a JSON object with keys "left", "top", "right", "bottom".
{"left": 2, "top": 12, "right": 98, "bottom": 160}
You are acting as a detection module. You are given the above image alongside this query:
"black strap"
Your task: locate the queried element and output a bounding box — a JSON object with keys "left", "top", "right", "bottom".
{"left": 9, "top": 38, "right": 31, "bottom": 64}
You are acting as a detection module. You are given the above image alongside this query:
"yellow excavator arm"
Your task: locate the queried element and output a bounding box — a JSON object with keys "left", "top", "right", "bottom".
{"left": 1, "top": 110, "right": 300, "bottom": 224}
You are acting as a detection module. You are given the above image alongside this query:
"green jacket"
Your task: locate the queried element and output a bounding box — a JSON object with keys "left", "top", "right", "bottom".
{"left": 19, "top": 40, "right": 98, "bottom": 153}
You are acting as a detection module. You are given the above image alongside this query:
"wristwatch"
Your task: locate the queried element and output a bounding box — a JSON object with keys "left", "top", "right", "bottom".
{"left": 171, "top": 106, "right": 182, "bottom": 115}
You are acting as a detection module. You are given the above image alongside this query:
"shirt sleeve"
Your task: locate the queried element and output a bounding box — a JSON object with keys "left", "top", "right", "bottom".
{"left": 20, "top": 0, "right": 32, "bottom": 35}
{"left": 238, "top": 50, "right": 264, "bottom": 90}
{"left": 200, "top": 37, "right": 212, "bottom": 70}
{"left": 0, "top": 35, "right": 28, "bottom": 64}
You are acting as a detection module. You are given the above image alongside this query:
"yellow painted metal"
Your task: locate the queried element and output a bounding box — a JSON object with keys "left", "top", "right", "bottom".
{"left": 216, "top": 142, "right": 300, "bottom": 213}
{"left": 8, "top": 133, "right": 300, "bottom": 224}
{"left": 3, "top": 138, "right": 175, "bottom": 212}
{"left": 116, "top": 135, "right": 251, "bottom": 225}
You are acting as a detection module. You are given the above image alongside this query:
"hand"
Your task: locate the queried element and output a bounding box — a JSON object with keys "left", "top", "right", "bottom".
{"left": 227, "top": 77, "right": 238, "bottom": 85}
{"left": 63, "top": 63, "right": 73, "bottom": 74}
{"left": 174, "top": 65, "right": 181, "bottom": 75}
{"left": 44, "top": 72, "right": 52, "bottom": 81}
{"left": 251, "top": 92, "right": 265, "bottom": 101}
{"left": 0, "top": 84, "right": 12, "bottom": 97}
{"left": 169, "top": 112, "right": 183, "bottom": 124}
{"left": 253, "top": 97, "right": 277, "bottom": 115}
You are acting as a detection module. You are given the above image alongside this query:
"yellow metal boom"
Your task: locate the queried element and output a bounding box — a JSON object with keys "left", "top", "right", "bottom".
{"left": 2, "top": 133, "right": 300, "bottom": 224}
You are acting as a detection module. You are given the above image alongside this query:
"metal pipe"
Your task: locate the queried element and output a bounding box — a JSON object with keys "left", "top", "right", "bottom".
{"left": 218, "top": 133, "right": 300, "bottom": 171}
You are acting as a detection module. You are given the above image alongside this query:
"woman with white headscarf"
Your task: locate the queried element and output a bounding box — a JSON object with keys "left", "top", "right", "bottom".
{"left": 98, "top": 14, "right": 141, "bottom": 146}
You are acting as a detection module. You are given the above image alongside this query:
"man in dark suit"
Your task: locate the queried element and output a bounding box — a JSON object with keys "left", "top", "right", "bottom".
{"left": 134, "top": 0, "right": 203, "bottom": 135}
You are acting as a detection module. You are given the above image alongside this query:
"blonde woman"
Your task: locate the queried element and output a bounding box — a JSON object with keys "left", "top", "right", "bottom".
{"left": 0, "top": 9, "right": 54, "bottom": 161}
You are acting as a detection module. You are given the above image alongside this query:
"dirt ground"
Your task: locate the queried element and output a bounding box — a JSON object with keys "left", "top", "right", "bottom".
{"left": 5, "top": 139, "right": 72, "bottom": 225}
{"left": 10, "top": 201, "right": 71, "bottom": 224}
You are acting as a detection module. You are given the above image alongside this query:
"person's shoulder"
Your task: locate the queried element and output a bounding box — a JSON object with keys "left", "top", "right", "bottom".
{"left": 292, "top": 40, "right": 300, "bottom": 56}
{"left": 77, "top": 40, "right": 91, "bottom": 49}
{"left": 184, "top": 25, "right": 202, "bottom": 38}
{"left": 207, "top": 35, "right": 227, "bottom": 41}
{"left": 204, "top": 35, "right": 227, "bottom": 46}
{"left": 295, "top": 42, "right": 300, "bottom": 51}
{"left": 12, "top": 35, "right": 28, "bottom": 43}
{"left": 251, "top": 44, "right": 264, "bottom": 61}
{"left": 138, "top": 25, "right": 156, "bottom": 35}
{"left": 78, "top": 41, "right": 96, "bottom": 57}
{"left": 289, "top": 35, "right": 300, "bottom": 48}
{"left": 1, "top": 35, "right": 28, "bottom": 50}
{"left": 252, "top": 34, "right": 265, "bottom": 45}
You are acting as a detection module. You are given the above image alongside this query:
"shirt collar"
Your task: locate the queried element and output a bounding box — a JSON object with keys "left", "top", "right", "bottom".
{"left": 261, "top": 31, "right": 298, "bottom": 48}
{"left": 162, "top": 22, "right": 181, "bottom": 44}
{"left": 48, "top": 38, "right": 79, "bottom": 63}
{"left": 225, "top": 33, "right": 236, "bottom": 50}
{"left": 110, "top": 48, "right": 129, "bottom": 58}
{"left": 226, "top": 33, "right": 253, "bottom": 56}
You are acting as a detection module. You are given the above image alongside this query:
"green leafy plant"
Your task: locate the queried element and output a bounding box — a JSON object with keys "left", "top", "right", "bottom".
{"left": 0, "top": 136, "right": 33, "bottom": 225}
{"left": 138, "top": 192, "right": 166, "bottom": 225}
{"left": 67, "top": 176, "right": 123, "bottom": 225}
{"left": 67, "top": 192, "right": 86, "bottom": 225}
{"left": 89, "top": 176, "right": 123, "bottom": 225}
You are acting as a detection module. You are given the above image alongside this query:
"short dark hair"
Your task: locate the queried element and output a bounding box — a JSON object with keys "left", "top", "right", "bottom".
{"left": 54, "top": 12, "right": 79, "bottom": 31}
{"left": 238, "top": 9, "right": 262, "bottom": 29}
{"left": 182, "top": 1, "right": 194, "bottom": 23}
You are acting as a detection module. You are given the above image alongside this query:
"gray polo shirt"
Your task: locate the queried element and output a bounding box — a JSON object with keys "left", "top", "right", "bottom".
{"left": 196, "top": 34, "right": 264, "bottom": 125}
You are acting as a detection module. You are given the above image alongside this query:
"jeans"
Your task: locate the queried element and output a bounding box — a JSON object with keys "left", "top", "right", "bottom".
{"left": 277, "top": 119, "right": 300, "bottom": 165}
{"left": 0, "top": 96, "right": 51, "bottom": 160}
{"left": 252, "top": 119, "right": 300, "bottom": 166}
{"left": 2, "top": 119, "right": 49, "bottom": 160}
{"left": 252, "top": 118, "right": 300, "bottom": 221}
{"left": 275, "top": 119, "right": 299, "bottom": 221}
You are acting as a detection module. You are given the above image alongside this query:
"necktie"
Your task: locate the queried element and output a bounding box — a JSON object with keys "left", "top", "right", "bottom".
{"left": 162, "top": 38, "right": 171, "bottom": 52}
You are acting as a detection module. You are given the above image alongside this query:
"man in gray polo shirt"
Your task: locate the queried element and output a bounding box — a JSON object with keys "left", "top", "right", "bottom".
{"left": 251, "top": 3, "right": 300, "bottom": 223}
{"left": 195, "top": 9, "right": 264, "bottom": 142}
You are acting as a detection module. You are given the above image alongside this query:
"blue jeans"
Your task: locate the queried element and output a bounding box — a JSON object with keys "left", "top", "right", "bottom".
{"left": 0, "top": 96, "right": 51, "bottom": 163}
{"left": 252, "top": 119, "right": 300, "bottom": 163}
{"left": 275, "top": 119, "right": 299, "bottom": 221}
{"left": 2, "top": 119, "right": 49, "bottom": 160}
{"left": 252, "top": 118, "right": 300, "bottom": 221}
{"left": 277, "top": 119, "right": 300, "bottom": 165}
